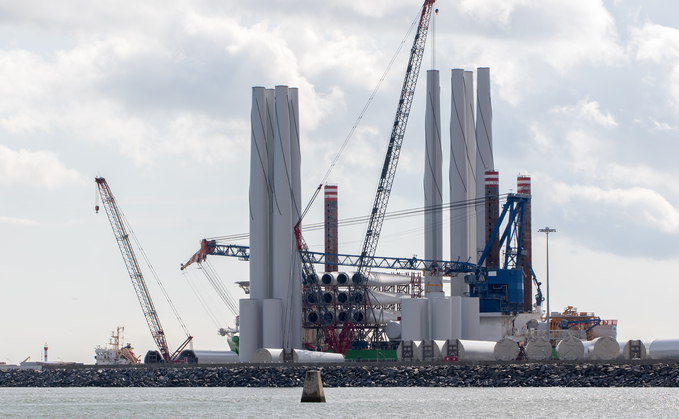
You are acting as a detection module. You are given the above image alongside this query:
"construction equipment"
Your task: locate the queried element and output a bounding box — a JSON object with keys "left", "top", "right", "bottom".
{"left": 334, "top": 0, "right": 436, "bottom": 352}
{"left": 95, "top": 177, "right": 192, "bottom": 363}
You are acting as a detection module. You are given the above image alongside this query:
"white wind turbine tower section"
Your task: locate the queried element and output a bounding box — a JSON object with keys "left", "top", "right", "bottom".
{"left": 288, "top": 87, "right": 303, "bottom": 349}
{"left": 424, "top": 69, "right": 443, "bottom": 298}
{"left": 242, "top": 85, "right": 303, "bottom": 362}
{"left": 475, "top": 68, "right": 493, "bottom": 262}
{"left": 449, "top": 69, "right": 469, "bottom": 297}
{"left": 464, "top": 70, "right": 477, "bottom": 264}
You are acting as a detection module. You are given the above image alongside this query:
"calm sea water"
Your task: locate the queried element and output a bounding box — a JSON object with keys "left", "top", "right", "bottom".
{"left": 1, "top": 387, "right": 678, "bottom": 418}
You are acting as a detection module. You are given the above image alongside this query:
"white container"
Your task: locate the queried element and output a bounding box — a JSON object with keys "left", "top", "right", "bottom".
{"left": 417, "top": 339, "right": 442, "bottom": 362}
{"left": 178, "top": 350, "right": 239, "bottom": 364}
{"left": 620, "top": 339, "right": 647, "bottom": 360}
{"left": 397, "top": 340, "right": 420, "bottom": 362}
{"left": 493, "top": 338, "right": 520, "bottom": 361}
{"left": 292, "top": 349, "right": 344, "bottom": 363}
{"left": 556, "top": 336, "right": 585, "bottom": 360}
{"left": 458, "top": 339, "right": 496, "bottom": 361}
{"left": 525, "top": 337, "right": 552, "bottom": 361}
{"left": 253, "top": 348, "right": 283, "bottom": 363}
{"left": 585, "top": 336, "right": 619, "bottom": 360}
{"left": 649, "top": 339, "right": 679, "bottom": 360}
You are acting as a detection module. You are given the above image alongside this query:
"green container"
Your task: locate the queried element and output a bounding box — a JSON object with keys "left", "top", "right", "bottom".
{"left": 345, "top": 349, "right": 397, "bottom": 361}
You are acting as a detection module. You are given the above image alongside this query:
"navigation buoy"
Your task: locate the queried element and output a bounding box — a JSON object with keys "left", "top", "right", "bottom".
{"left": 300, "top": 370, "right": 326, "bottom": 403}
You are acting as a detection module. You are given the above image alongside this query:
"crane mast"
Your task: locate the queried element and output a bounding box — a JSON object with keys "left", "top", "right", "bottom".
{"left": 95, "top": 177, "right": 191, "bottom": 362}
{"left": 340, "top": 0, "right": 435, "bottom": 344}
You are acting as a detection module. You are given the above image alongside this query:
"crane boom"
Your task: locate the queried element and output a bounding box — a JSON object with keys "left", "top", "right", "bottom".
{"left": 357, "top": 0, "right": 435, "bottom": 279}
{"left": 95, "top": 177, "right": 191, "bottom": 362}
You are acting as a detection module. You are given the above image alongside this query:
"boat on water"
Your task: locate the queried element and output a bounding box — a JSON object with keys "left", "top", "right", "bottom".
{"left": 94, "top": 327, "right": 139, "bottom": 365}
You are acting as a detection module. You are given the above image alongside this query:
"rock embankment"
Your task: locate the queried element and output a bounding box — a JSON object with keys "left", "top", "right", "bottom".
{"left": 1, "top": 363, "right": 679, "bottom": 387}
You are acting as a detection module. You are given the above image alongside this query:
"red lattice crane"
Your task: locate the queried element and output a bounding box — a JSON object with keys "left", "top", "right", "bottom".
{"left": 95, "top": 177, "right": 192, "bottom": 363}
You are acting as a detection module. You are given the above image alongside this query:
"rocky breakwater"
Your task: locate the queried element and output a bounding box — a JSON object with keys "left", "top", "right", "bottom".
{"left": 1, "top": 363, "right": 679, "bottom": 387}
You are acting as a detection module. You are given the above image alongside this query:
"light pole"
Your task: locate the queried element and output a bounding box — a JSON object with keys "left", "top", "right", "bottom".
{"left": 538, "top": 227, "right": 556, "bottom": 337}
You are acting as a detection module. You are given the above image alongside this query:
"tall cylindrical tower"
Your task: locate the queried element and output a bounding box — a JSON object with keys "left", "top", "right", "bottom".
{"left": 517, "top": 175, "right": 532, "bottom": 312}
{"left": 288, "top": 87, "right": 303, "bottom": 349}
{"left": 249, "top": 87, "right": 271, "bottom": 303}
{"left": 324, "top": 184, "right": 338, "bottom": 272}
{"left": 476, "top": 68, "right": 493, "bottom": 259}
{"left": 464, "top": 70, "right": 477, "bottom": 263}
{"left": 485, "top": 171, "right": 500, "bottom": 268}
{"left": 424, "top": 69, "right": 443, "bottom": 297}
{"left": 450, "top": 69, "right": 469, "bottom": 297}
{"left": 272, "top": 85, "right": 293, "bottom": 347}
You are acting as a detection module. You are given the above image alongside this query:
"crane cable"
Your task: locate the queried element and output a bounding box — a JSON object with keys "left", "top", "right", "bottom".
{"left": 181, "top": 268, "right": 224, "bottom": 330}
{"left": 121, "top": 212, "right": 191, "bottom": 338}
{"left": 209, "top": 193, "right": 511, "bottom": 243}
{"left": 298, "top": 7, "right": 425, "bottom": 223}
{"left": 196, "top": 259, "right": 240, "bottom": 318}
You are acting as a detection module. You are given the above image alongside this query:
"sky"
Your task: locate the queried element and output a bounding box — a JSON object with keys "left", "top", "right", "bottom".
{"left": 2, "top": 0, "right": 679, "bottom": 364}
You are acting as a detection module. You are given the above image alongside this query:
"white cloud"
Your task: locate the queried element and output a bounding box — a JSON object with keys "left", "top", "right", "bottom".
{"left": 0, "top": 215, "right": 37, "bottom": 225}
{"left": 447, "top": 0, "right": 625, "bottom": 105}
{"left": 549, "top": 182, "right": 679, "bottom": 233}
{"left": 630, "top": 22, "right": 679, "bottom": 108}
{"left": 459, "top": 0, "right": 530, "bottom": 28}
{"left": 0, "top": 145, "right": 85, "bottom": 189}
{"left": 550, "top": 98, "right": 617, "bottom": 127}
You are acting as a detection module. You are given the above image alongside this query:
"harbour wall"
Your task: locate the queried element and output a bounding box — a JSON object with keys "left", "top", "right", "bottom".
{"left": 1, "top": 362, "right": 679, "bottom": 387}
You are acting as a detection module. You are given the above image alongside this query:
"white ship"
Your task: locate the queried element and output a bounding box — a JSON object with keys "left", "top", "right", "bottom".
{"left": 94, "top": 327, "right": 139, "bottom": 365}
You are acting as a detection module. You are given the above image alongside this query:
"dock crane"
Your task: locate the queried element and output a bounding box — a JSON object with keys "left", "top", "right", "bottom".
{"left": 95, "top": 177, "right": 192, "bottom": 363}
{"left": 336, "top": 0, "right": 436, "bottom": 352}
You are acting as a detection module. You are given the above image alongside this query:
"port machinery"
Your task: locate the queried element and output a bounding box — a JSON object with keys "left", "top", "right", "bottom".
{"left": 183, "top": 193, "right": 543, "bottom": 351}
{"left": 96, "top": 177, "right": 193, "bottom": 363}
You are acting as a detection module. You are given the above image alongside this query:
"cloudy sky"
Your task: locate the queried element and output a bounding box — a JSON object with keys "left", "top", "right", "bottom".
{"left": 2, "top": 0, "right": 679, "bottom": 363}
